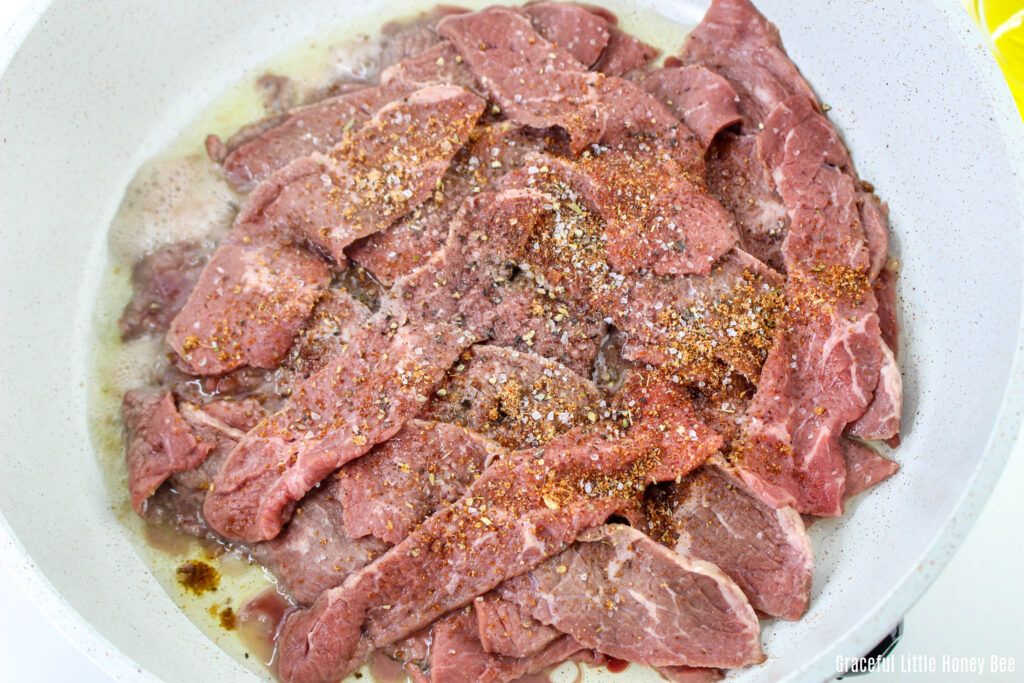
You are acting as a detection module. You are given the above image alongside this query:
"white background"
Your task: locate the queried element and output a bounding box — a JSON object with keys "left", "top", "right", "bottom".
{"left": 1, "top": 0, "right": 1023, "bottom": 681}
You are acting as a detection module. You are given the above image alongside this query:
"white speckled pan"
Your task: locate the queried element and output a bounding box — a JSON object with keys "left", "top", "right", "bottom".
{"left": 1, "top": 1, "right": 1023, "bottom": 681}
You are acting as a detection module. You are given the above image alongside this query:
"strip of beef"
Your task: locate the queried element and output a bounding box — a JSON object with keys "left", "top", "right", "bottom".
{"left": 474, "top": 594, "right": 562, "bottom": 658}
{"left": 167, "top": 241, "right": 331, "bottom": 375}
{"left": 705, "top": 132, "right": 788, "bottom": 271}
{"left": 377, "top": 7, "right": 468, "bottom": 74}
{"left": 658, "top": 667, "right": 726, "bottom": 683}
{"left": 204, "top": 189, "right": 554, "bottom": 541}
{"left": 420, "top": 610, "right": 585, "bottom": 683}
{"left": 730, "top": 94, "right": 889, "bottom": 516}
{"left": 486, "top": 280, "right": 607, "bottom": 377}
{"left": 857, "top": 264, "right": 902, "bottom": 446}
{"left": 493, "top": 524, "right": 763, "bottom": 668}
{"left": 734, "top": 275, "right": 881, "bottom": 516}
{"left": 523, "top": 2, "right": 611, "bottom": 67}
{"left": 874, "top": 265, "right": 899, "bottom": 357}
{"left": 421, "top": 344, "right": 605, "bottom": 449}
{"left": 685, "top": 0, "right": 892, "bottom": 280}
{"left": 593, "top": 27, "right": 659, "bottom": 77}
{"left": 681, "top": 0, "right": 819, "bottom": 131}
{"left": 857, "top": 190, "right": 890, "bottom": 281}
{"left": 171, "top": 400, "right": 265, "bottom": 487}
{"left": 215, "top": 41, "right": 478, "bottom": 191}
{"left": 841, "top": 438, "right": 898, "bottom": 498}
{"left": 168, "top": 85, "right": 483, "bottom": 376}
{"left": 437, "top": 8, "right": 685, "bottom": 157}
{"left": 119, "top": 242, "right": 210, "bottom": 340}
{"left": 636, "top": 66, "right": 742, "bottom": 150}
{"left": 515, "top": 151, "right": 736, "bottom": 277}
{"left": 502, "top": 160, "right": 781, "bottom": 385}
{"left": 640, "top": 460, "right": 813, "bottom": 620}
{"left": 381, "top": 189, "right": 549, "bottom": 335}
{"left": 347, "top": 121, "right": 552, "bottom": 286}
{"left": 126, "top": 395, "right": 264, "bottom": 538}
{"left": 276, "top": 376, "right": 721, "bottom": 683}
{"left": 123, "top": 390, "right": 214, "bottom": 514}
{"left": 437, "top": 7, "right": 602, "bottom": 153}
{"left": 203, "top": 321, "right": 468, "bottom": 542}
{"left": 277, "top": 286, "right": 373, "bottom": 385}
{"left": 165, "top": 286, "right": 372, "bottom": 415}
{"left": 335, "top": 420, "right": 503, "bottom": 544}
{"left": 757, "top": 97, "right": 866, "bottom": 273}
{"left": 124, "top": 386, "right": 385, "bottom": 602}
{"left": 250, "top": 481, "right": 391, "bottom": 605}
{"left": 368, "top": 184, "right": 607, "bottom": 376}
{"left": 846, "top": 341, "right": 901, "bottom": 441}
{"left": 234, "top": 84, "right": 484, "bottom": 263}
{"left": 604, "top": 249, "right": 783, "bottom": 385}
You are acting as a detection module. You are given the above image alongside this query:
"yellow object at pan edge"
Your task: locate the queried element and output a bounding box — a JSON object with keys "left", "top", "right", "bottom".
{"left": 971, "top": 0, "right": 1024, "bottom": 117}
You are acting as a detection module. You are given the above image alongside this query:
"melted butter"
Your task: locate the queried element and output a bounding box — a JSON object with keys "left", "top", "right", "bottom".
{"left": 86, "top": 3, "right": 695, "bottom": 680}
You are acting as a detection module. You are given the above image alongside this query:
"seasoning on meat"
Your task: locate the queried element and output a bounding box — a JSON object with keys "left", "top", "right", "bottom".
{"left": 112, "top": 1, "right": 904, "bottom": 680}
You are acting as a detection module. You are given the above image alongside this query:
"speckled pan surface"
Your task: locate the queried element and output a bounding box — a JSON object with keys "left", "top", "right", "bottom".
{"left": 1, "top": 0, "right": 1022, "bottom": 682}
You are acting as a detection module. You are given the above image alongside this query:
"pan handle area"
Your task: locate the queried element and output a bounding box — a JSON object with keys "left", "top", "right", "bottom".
{"left": 835, "top": 621, "right": 904, "bottom": 679}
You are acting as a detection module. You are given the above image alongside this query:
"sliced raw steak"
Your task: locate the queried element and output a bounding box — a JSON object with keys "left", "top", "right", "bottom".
{"left": 335, "top": 420, "right": 503, "bottom": 544}
{"left": 421, "top": 610, "right": 585, "bottom": 683}
{"left": 171, "top": 400, "right": 266, "bottom": 490}
{"left": 756, "top": 96, "right": 866, "bottom": 273}
{"left": 127, "top": 395, "right": 264, "bottom": 538}
{"left": 238, "top": 84, "right": 484, "bottom": 263}
{"left": 377, "top": 7, "right": 468, "bottom": 73}
{"left": 705, "top": 132, "right": 788, "bottom": 271}
{"left": 841, "top": 438, "right": 898, "bottom": 498}
{"left": 486, "top": 280, "right": 607, "bottom": 378}
{"left": 437, "top": 7, "right": 602, "bottom": 152}
{"left": 503, "top": 161, "right": 780, "bottom": 384}
{"left": 681, "top": 0, "right": 819, "bottom": 131}
{"left": 123, "top": 390, "right": 213, "bottom": 514}
{"left": 640, "top": 461, "right": 813, "bottom": 620}
{"left": 382, "top": 189, "right": 550, "bottom": 336}
{"left": 731, "top": 95, "right": 888, "bottom": 516}
{"left": 733, "top": 275, "right": 882, "bottom": 517}
{"left": 276, "top": 286, "right": 373, "bottom": 385}
{"left": 846, "top": 341, "right": 901, "bottom": 441}
{"left": 167, "top": 241, "right": 331, "bottom": 375}
{"left": 523, "top": 2, "right": 611, "bottom": 67}
{"left": 519, "top": 151, "right": 737, "bottom": 276}
{"left": 164, "top": 286, "right": 371, "bottom": 414}
{"left": 658, "top": 667, "right": 726, "bottom": 683}
{"left": 494, "top": 524, "right": 763, "bottom": 668}
{"left": 593, "top": 27, "right": 659, "bottom": 77}
{"left": 414, "top": 610, "right": 584, "bottom": 683}
{"left": 874, "top": 265, "right": 900, "bottom": 356}
{"left": 215, "top": 42, "right": 477, "bottom": 191}
{"left": 421, "top": 344, "right": 604, "bottom": 449}
{"left": 686, "top": 0, "right": 892, "bottom": 277}
{"left": 610, "top": 249, "right": 784, "bottom": 384}
{"left": 347, "top": 122, "right": 551, "bottom": 286}
{"left": 857, "top": 190, "right": 890, "bottom": 281}
{"left": 250, "top": 481, "right": 391, "bottom": 605}
{"left": 276, "top": 376, "right": 720, "bottom": 683}
{"left": 367, "top": 182, "right": 604, "bottom": 375}
{"left": 169, "top": 85, "right": 483, "bottom": 375}
{"left": 203, "top": 321, "right": 468, "bottom": 542}
{"left": 438, "top": 8, "right": 685, "bottom": 156}
{"left": 474, "top": 593, "right": 562, "bottom": 657}
{"left": 119, "top": 242, "right": 210, "bottom": 340}
{"left": 637, "top": 66, "right": 742, "bottom": 150}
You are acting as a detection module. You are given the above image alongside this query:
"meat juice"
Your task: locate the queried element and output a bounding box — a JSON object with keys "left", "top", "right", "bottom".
{"left": 85, "top": 2, "right": 695, "bottom": 681}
